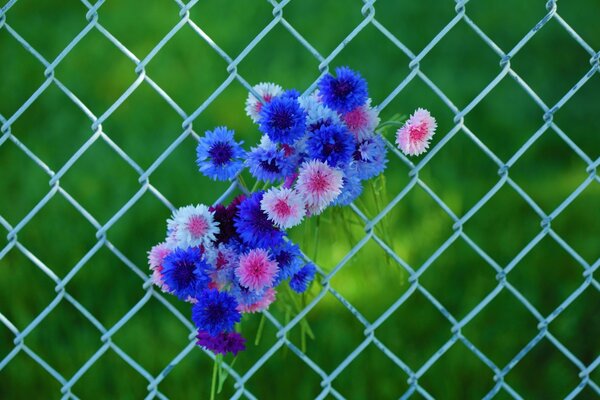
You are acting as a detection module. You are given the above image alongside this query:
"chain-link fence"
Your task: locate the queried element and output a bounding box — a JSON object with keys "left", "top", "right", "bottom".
{"left": 1, "top": 0, "right": 598, "bottom": 399}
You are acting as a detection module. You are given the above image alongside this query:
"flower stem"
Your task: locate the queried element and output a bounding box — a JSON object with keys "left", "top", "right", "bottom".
{"left": 210, "top": 358, "right": 218, "bottom": 400}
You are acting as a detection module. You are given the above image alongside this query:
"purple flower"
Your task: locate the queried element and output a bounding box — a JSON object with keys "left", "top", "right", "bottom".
{"left": 196, "top": 331, "right": 246, "bottom": 356}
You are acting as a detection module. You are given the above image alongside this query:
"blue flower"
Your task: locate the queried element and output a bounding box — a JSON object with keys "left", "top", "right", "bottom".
{"left": 306, "top": 124, "right": 356, "bottom": 168}
{"left": 318, "top": 67, "right": 368, "bottom": 113}
{"left": 258, "top": 90, "right": 306, "bottom": 145}
{"left": 289, "top": 263, "right": 317, "bottom": 293}
{"left": 192, "top": 289, "right": 241, "bottom": 336}
{"left": 332, "top": 166, "right": 363, "bottom": 206}
{"left": 246, "top": 136, "right": 295, "bottom": 182}
{"left": 234, "top": 191, "right": 285, "bottom": 248}
{"left": 162, "top": 247, "right": 211, "bottom": 300}
{"left": 196, "top": 127, "right": 245, "bottom": 181}
{"left": 272, "top": 241, "right": 303, "bottom": 284}
{"left": 230, "top": 281, "right": 265, "bottom": 306}
{"left": 354, "top": 134, "right": 388, "bottom": 180}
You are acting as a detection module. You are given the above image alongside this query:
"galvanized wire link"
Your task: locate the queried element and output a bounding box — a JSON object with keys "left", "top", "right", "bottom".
{"left": 1, "top": 0, "right": 598, "bottom": 398}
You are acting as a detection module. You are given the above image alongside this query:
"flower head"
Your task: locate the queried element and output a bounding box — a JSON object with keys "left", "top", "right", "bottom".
{"left": 204, "top": 243, "right": 238, "bottom": 288}
{"left": 318, "top": 67, "right": 368, "bottom": 113}
{"left": 298, "top": 92, "right": 341, "bottom": 131}
{"left": 332, "top": 166, "right": 363, "bottom": 206}
{"left": 237, "top": 288, "right": 277, "bottom": 313}
{"left": 234, "top": 192, "right": 285, "bottom": 248}
{"left": 236, "top": 249, "right": 279, "bottom": 292}
{"left": 148, "top": 242, "right": 172, "bottom": 291}
{"left": 167, "top": 205, "right": 219, "bottom": 249}
{"left": 162, "top": 247, "right": 211, "bottom": 300}
{"left": 395, "top": 108, "right": 437, "bottom": 156}
{"left": 306, "top": 124, "right": 356, "bottom": 168}
{"left": 342, "top": 100, "right": 380, "bottom": 141}
{"left": 245, "top": 83, "right": 283, "bottom": 123}
{"left": 272, "top": 241, "right": 303, "bottom": 284}
{"left": 192, "top": 289, "right": 241, "bottom": 336}
{"left": 260, "top": 187, "right": 306, "bottom": 229}
{"left": 296, "top": 160, "right": 344, "bottom": 214}
{"left": 290, "top": 263, "right": 317, "bottom": 293}
{"left": 354, "top": 134, "right": 388, "bottom": 180}
{"left": 196, "top": 127, "right": 245, "bottom": 181}
{"left": 246, "top": 136, "right": 295, "bottom": 182}
{"left": 196, "top": 331, "right": 246, "bottom": 356}
{"left": 258, "top": 90, "right": 306, "bottom": 145}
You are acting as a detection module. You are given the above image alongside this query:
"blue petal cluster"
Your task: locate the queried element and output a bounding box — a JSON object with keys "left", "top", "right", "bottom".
{"left": 162, "top": 247, "right": 211, "bottom": 300}
{"left": 354, "top": 134, "right": 388, "bottom": 180}
{"left": 306, "top": 124, "right": 356, "bottom": 168}
{"left": 332, "top": 166, "right": 363, "bottom": 206}
{"left": 234, "top": 191, "right": 285, "bottom": 248}
{"left": 192, "top": 289, "right": 241, "bottom": 336}
{"left": 246, "top": 139, "right": 295, "bottom": 182}
{"left": 258, "top": 90, "right": 306, "bottom": 145}
{"left": 290, "top": 263, "right": 317, "bottom": 293}
{"left": 272, "top": 241, "right": 303, "bottom": 284}
{"left": 318, "top": 67, "right": 368, "bottom": 113}
{"left": 196, "top": 126, "right": 245, "bottom": 181}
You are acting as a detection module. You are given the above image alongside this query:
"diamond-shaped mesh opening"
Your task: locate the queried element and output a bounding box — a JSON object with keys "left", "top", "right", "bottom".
{"left": 4, "top": 0, "right": 88, "bottom": 60}
{"left": 111, "top": 295, "right": 191, "bottom": 376}
{"left": 245, "top": 345, "right": 324, "bottom": 399}
{"left": 188, "top": 0, "right": 273, "bottom": 56}
{"left": 376, "top": 290, "right": 453, "bottom": 371}
{"left": 55, "top": 28, "right": 139, "bottom": 115}
{"left": 71, "top": 348, "right": 151, "bottom": 399}
{"left": 17, "top": 193, "right": 97, "bottom": 278}
{"left": 511, "top": 18, "right": 594, "bottom": 106}
{"left": 462, "top": 183, "right": 542, "bottom": 267}
{"left": 10, "top": 83, "right": 93, "bottom": 171}
{"left": 550, "top": 286, "right": 600, "bottom": 365}
{"left": 509, "top": 236, "right": 585, "bottom": 315}
{"left": 0, "top": 351, "right": 63, "bottom": 397}
{"left": 505, "top": 338, "right": 582, "bottom": 399}
{"left": 0, "top": 141, "right": 50, "bottom": 225}
{"left": 463, "top": 288, "right": 540, "bottom": 367}
{"left": 552, "top": 183, "right": 600, "bottom": 263}
{"left": 510, "top": 124, "right": 591, "bottom": 213}
{"left": 420, "top": 340, "right": 496, "bottom": 398}
{"left": 334, "top": 343, "right": 409, "bottom": 399}
{"left": 284, "top": 291, "right": 369, "bottom": 372}
{"left": 0, "top": 249, "right": 57, "bottom": 330}
{"left": 144, "top": 24, "right": 231, "bottom": 114}
{"left": 25, "top": 299, "right": 101, "bottom": 377}
{"left": 236, "top": 23, "right": 320, "bottom": 90}
{"left": 420, "top": 238, "right": 498, "bottom": 319}
{"left": 59, "top": 138, "right": 142, "bottom": 224}
{"left": 99, "top": 0, "right": 181, "bottom": 57}
{"left": 420, "top": 129, "right": 501, "bottom": 214}
{"left": 0, "top": 26, "right": 47, "bottom": 116}
{"left": 66, "top": 246, "right": 144, "bottom": 327}
{"left": 100, "top": 81, "right": 184, "bottom": 169}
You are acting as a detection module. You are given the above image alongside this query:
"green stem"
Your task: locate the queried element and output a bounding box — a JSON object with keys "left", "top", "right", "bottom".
{"left": 255, "top": 314, "right": 266, "bottom": 346}
{"left": 210, "top": 358, "right": 218, "bottom": 400}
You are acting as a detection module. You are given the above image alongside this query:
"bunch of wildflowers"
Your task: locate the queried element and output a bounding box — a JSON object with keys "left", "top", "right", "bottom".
{"left": 148, "top": 66, "right": 436, "bottom": 357}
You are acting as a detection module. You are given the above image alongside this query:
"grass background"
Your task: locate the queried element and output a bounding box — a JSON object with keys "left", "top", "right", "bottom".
{"left": 1, "top": 0, "right": 599, "bottom": 398}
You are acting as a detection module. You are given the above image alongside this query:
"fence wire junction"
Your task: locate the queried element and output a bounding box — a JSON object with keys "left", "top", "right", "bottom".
{"left": 0, "top": 0, "right": 599, "bottom": 399}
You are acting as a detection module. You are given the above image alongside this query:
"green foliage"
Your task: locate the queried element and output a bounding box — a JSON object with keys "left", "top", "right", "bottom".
{"left": 1, "top": 1, "right": 599, "bottom": 399}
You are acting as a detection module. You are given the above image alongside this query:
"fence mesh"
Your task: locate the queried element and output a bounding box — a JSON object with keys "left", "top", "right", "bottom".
{"left": 1, "top": 0, "right": 599, "bottom": 399}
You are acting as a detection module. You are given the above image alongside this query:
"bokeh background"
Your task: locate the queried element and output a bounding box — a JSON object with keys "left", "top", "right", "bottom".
{"left": 1, "top": 0, "right": 599, "bottom": 399}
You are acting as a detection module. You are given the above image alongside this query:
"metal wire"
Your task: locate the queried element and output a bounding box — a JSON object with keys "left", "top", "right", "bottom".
{"left": 1, "top": 0, "right": 598, "bottom": 399}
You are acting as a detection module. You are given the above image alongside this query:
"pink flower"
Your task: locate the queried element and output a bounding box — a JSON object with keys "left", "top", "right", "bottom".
{"left": 342, "top": 100, "right": 380, "bottom": 141}
{"left": 236, "top": 249, "right": 278, "bottom": 291}
{"left": 148, "top": 242, "right": 171, "bottom": 291}
{"left": 237, "top": 288, "right": 277, "bottom": 313}
{"left": 396, "top": 108, "right": 437, "bottom": 156}
{"left": 260, "top": 187, "right": 306, "bottom": 229}
{"left": 296, "top": 160, "right": 343, "bottom": 215}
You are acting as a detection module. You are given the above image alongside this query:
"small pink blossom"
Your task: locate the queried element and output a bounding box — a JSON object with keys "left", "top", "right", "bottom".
{"left": 342, "top": 100, "right": 380, "bottom": 141}
{"left": 236, "top": 249, "right": 279, "bottom": 292}
{"left": 148, "top": 242, "right": 171, "bottom": 291}
{"left": 260, "top": 187, "right": 306, "bottom": 229}
{"left": 237, "top": 288, "right": 277, "bottom": 313}
{"left": 296, "top": 160, "right": 343, "bottom": 215}
{"left": 396, "top": 108, "right": 437, "bottom": 156}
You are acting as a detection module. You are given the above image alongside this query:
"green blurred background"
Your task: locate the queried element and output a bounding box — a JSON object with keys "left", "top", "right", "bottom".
{"left": 1, "top": 0, "right": 599, "bottom": 398}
